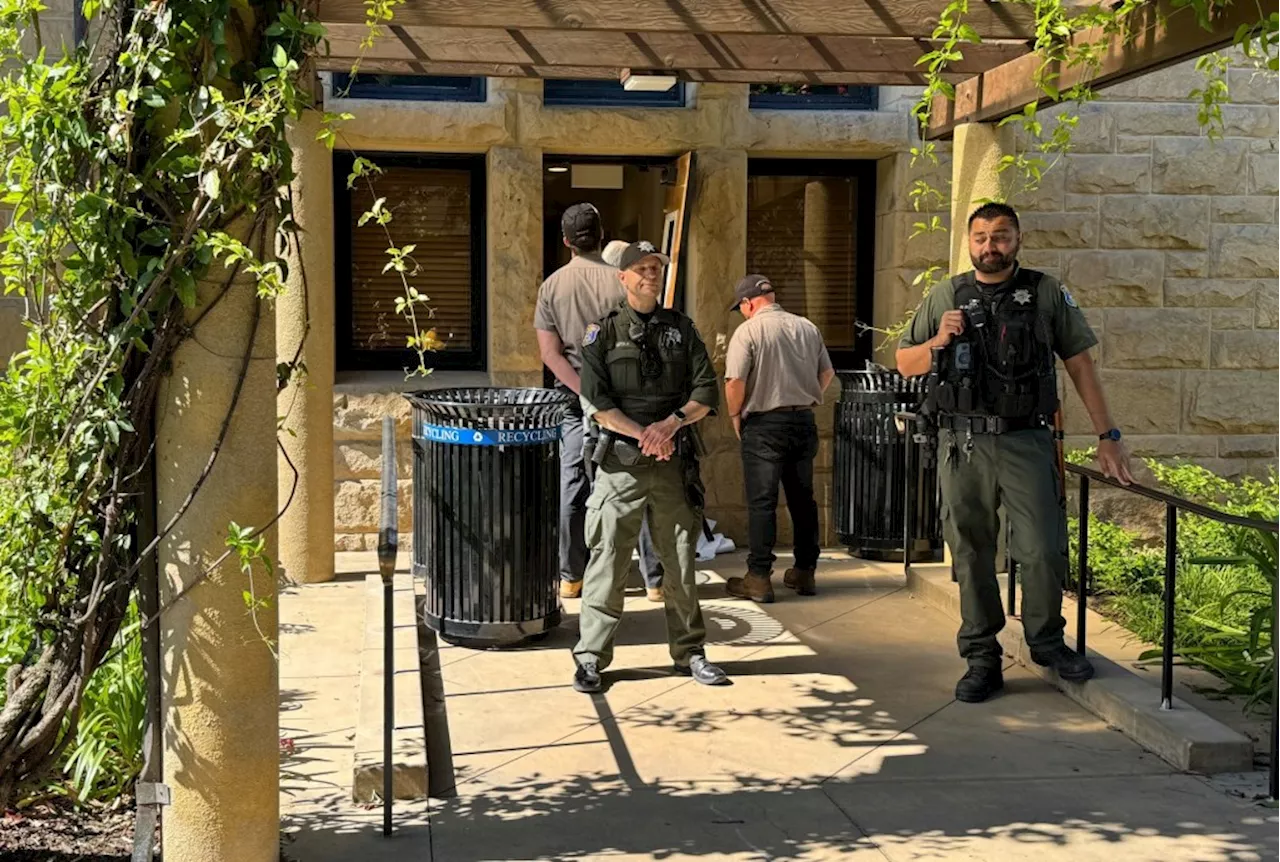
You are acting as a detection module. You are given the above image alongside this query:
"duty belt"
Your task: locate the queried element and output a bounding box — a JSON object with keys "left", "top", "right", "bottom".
{"left": 935, "top": 414, "right": 1048, "bottom": 435}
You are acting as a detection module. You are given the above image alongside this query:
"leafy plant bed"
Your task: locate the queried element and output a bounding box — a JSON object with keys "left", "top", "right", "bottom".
{"left": 0, "top": 797, "right": 139, "bottom": 861}
{"left": 1066, "top": 459, "right": 1277, "bottom": 717}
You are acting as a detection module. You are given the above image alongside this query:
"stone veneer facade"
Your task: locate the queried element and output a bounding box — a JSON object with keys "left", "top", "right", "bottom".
{"left": 1026, "top": 67, "right": 1279, "bottom": 485}
{"left": 324, "top": 59, "right": 1277, "bottom": 552}
{"left": 0, "top": 46, "right": 1273, "bottom": 550}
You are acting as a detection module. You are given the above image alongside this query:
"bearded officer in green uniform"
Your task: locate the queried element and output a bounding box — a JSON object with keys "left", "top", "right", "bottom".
{"left": 572, "top": 240, "right": 728, "bottom": 693}
{"left": 896, "top": 202, "right": 1134, "bottom": 703}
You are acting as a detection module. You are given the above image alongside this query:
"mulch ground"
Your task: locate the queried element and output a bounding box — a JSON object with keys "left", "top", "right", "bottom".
{"left": 0, "top": 798, "right": 138, "bottom": 861}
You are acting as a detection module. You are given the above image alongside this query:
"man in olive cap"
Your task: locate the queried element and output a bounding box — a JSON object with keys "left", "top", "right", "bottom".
{"left": 573, "top": 241, "right": 728, "bottom": 693}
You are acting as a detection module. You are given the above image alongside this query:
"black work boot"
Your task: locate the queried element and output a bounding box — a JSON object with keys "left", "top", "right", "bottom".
{"left": 674, "top": 655, "right": 729, "bottom": 686}
{"left": 783, "top": 567, "right": 817, "bottom": 596}
{"left": 725, "top": 572, "right": 775, "bottom": 603}
{"left": 1031, "top": 645, "right": 1095, "bottom": 682}
{"left": 573, "top": 661, "right": 602, "bottom": 694}
{"left": 955, "top": 665, "right": 1004, "bottom": 703}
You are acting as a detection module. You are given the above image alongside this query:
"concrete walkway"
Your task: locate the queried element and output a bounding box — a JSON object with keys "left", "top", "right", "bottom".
{"left": 280, "top": 551, "right": 1277, "bottom": 862}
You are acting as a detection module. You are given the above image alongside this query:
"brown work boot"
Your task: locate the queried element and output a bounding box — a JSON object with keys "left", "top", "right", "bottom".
{"left": 783, "top": 567, "right": 817, "bottom": 596}
{"left": 646, "top": 586, "right": 664, "bottom": 603}
{"left": 725, "top": 573, "right": 775, "bottom": 604}
{"left": 560, "top": 580, "right": 583, "bottom": 599}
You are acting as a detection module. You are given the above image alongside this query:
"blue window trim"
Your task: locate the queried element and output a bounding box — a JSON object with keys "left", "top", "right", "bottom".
{"left": 543, "top": 79, "right": 687, "bottom": 108}
{"left": 749, "top": 86, "right": 878, "bottom": 111}
{"left": 330, "top": 73, "right": 487, "bottom": 103}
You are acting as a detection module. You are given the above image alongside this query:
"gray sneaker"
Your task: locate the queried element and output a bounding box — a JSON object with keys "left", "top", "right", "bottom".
{"left": 675, "top": 655, "right": 729, "bottom": 686}
{"left": 573, "top": 661, "right": 602, "bottom": 694}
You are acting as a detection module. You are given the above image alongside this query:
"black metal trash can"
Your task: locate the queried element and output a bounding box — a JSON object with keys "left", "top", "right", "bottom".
{"left": 407, "top": 387, "right": 572, "bottom": 646}
{"left": 833, "top": 369, "right": 943, "bottom": 562}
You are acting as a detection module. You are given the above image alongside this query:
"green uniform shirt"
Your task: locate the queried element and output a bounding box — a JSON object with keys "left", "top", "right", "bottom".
{"left": 900, "top": 268, "right": 1098, "bottom": 361}
{"left": 580, "top": 301, "right": 719, "bottom": 427}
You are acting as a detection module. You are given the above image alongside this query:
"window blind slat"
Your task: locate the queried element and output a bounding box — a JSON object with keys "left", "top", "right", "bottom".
{"left": 348, "top": 166, "right": 475, "bottom": 353}
{"left": 746, "top": 175, "right": 860, "bottom": 351}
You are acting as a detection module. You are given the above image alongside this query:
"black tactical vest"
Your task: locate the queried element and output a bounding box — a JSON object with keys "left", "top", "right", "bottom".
{"left": 599, "top": 304, "right": 692, "bottom": 426}
{"left": 932, "top": 268, "right": 1059, "bottom": 421}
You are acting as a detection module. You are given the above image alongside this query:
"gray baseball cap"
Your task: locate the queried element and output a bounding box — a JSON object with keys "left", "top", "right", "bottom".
{"left": 729, "top": 274, "right": 774, "bottom": 311}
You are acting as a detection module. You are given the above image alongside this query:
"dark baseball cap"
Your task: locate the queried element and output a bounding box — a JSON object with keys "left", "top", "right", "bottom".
{"left": 729, "top": 274, "right": 774, "bottom": 311}
{"left": 615, "top": 240, "right": 671, "bottom": 271}
{"left": 561, "top": 203, "right": 602, "bottom": 248}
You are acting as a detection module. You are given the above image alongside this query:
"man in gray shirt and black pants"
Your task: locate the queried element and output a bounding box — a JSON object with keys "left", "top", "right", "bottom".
{"left": 723, "top": 275, "right": 835, "bottom": 604}
{"left": 534, "top": 204, "right": 663, "bottom": 601}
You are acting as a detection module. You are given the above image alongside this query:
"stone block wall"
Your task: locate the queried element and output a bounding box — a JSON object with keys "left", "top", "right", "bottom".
{"left": 326, "top": 64, "right": 1277, "bottom": 548}
{"left": 1012, "top": 56, "right": 1279, "bottom": 483}
{"left": 333, "top": 393, "right": 415, "bottom": 552}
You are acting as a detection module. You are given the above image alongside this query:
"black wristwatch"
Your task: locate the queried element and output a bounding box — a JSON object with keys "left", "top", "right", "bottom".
{"left": 671, "top": 408, "right": 687, "bottom": 424}
{"left": 1099, "top": 428, "right": 1122, "bottom": 442}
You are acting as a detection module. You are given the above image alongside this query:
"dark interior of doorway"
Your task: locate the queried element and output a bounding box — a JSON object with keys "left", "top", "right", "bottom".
{"left": 541, "top": 155, "right": 677, "bottom": 387}
{"left": 746, "top": 158, "right": 877, "bottom": 371}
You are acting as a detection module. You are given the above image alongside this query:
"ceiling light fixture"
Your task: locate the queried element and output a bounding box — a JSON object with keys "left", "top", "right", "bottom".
{"left": 621, "top": 69, "right": 678, "bottom": 92}
{"left": 547, "top": 164, "right": 569, "bottom": 173}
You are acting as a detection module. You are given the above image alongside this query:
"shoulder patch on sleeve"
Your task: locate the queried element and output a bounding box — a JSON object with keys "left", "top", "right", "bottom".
{"left": 582, "top": 323, "right": 601, "bottom": 347}
{"left": 1060, "top": 284, "right": 1078, "bottom": 308}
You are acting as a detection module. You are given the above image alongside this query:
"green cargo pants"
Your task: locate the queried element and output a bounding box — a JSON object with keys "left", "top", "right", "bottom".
{"left": 939, "top": 427, "right": 1068, "bottom": 669}
{"left": 572, "top": 458, "right": 707, "bottom": 671}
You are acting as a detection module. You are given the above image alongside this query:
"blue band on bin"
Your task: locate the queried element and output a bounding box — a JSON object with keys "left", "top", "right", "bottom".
{"left": 418, "top": 422, "right": 561, "bottom": 447}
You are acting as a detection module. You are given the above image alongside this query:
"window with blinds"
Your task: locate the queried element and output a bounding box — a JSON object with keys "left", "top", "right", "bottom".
{"left": 336, "top": 154, "right": 485, "bottom": 371}
{"left": 746, "top": 161, "right": 875, "bottom": 368}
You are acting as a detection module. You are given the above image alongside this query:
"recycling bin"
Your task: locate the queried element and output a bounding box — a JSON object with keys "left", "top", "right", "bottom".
{"left": 408, "top": 387, "right": 573, "bottom": 646}
{"left": 832, "top": 369, "right": 943, "bottom": 562}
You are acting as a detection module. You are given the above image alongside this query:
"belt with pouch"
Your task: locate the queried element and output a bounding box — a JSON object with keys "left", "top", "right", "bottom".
{"left": 610, "top": 434, "right": 656, "bottom": 468}
{"left": 936, "top": 414, "right": 1048, "bottom": 435}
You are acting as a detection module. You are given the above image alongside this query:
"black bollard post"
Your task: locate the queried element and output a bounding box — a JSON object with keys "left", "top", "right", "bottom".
{"left": 377, "top": 416, "right": 398, "bottom": 837}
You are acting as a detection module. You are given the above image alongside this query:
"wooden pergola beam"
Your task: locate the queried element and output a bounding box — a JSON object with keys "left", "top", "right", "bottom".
{"left": 317, "top": 55, "right": 968, "bottom": 87}
{"left": 320, "top": 25, "right": 1030, "bottom": 77}
{"left": 926, "top": 0, "right": 1279, "bottom": 139}
{"left": 317, "top": 0, "right": 1041, "bottom": 40}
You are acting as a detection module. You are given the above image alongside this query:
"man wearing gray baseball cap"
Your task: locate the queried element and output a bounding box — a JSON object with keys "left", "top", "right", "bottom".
{"left": 723, "top": 274, "right": 834, "bottom": 603}
{"left": 534, "top": 205, "right": 665, "bottom": 602}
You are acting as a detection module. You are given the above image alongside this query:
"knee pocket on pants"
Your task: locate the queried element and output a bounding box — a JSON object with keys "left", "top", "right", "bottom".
{"left": 585, "top": 494, "right": 615, "bottom": 549}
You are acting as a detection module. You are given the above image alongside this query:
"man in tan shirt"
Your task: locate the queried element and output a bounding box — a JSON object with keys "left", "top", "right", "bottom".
{"left": 722, "top": 275, "right": 835, "bottom": 603}
{"left": 534, "top": 204, "right": 663, "bottom": 601}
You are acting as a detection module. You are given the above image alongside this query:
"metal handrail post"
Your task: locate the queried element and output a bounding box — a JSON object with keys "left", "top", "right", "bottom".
{"left": 1077, "top": 476, "right": 1089, "bottom": 656}
{"left": 1161, "top": 503, "right": 1177, "bottom": 711}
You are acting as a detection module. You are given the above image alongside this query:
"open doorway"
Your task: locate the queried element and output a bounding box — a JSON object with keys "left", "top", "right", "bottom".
{"left": 541, "top": 154, "right": 696, "bottom": 386}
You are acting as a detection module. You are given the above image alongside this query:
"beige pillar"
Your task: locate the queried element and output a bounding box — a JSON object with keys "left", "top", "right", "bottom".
{"left": 686, "top": 148, "right": 749, "bottom": 542}
{"left": 157, "top": 243, "right": 279, "bottom": 862}
{"left": 948, "top": 122, "right": 1012, "bottom": 274}
{"left": 487, "top": 145, "right": 544, "bottom": 387}
{"left": 278, "top": 111, "right": 336, "bottom": 584}
{"left": 947, "top": 122, "right": 1013, "bottom": 571}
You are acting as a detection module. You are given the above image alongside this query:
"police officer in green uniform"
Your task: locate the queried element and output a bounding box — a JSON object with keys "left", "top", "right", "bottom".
{"left": 572, "top": 240, "right": 729, "bottom": 693}
{"left": 896, "top": 203, "right": 1134, "bottom": 703}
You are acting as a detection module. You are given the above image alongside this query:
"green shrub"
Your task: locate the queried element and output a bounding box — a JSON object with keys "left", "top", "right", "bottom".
{"left": 1067, "top": 458, "right": 1277, "bottom": 712}
{"left": 55, "top": 607, "right": 146, "bottom": 806}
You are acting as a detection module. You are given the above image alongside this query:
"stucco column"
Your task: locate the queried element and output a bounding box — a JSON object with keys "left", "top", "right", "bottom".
{"left": 686, "top": 148, "right": 749, "bottom": 542}
{"left": 157, "top": 246, "right": 279, "bottom": 862}
{"left": 278, "top": 111, "right": 335, "bottom": 583}
{"left": 947, "top": 122, "right": 1013, "bottom": 571}
{"left": 948, "top": 122, "right": 1012, "bottom": 273}
{"left": 487, "top": 145, "right": 543, "bottom": 387}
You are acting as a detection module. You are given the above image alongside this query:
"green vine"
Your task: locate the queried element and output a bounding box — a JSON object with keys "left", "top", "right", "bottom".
{"left": 0, "top": 0, "right": 325, "bottom": 807}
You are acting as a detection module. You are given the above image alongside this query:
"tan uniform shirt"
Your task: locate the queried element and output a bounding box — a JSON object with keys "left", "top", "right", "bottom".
{"left": 533, "top": 253, "right": 625, "bottom": 372}
{"left": 724, "top": 304, "right": 833, "bottom": 419}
